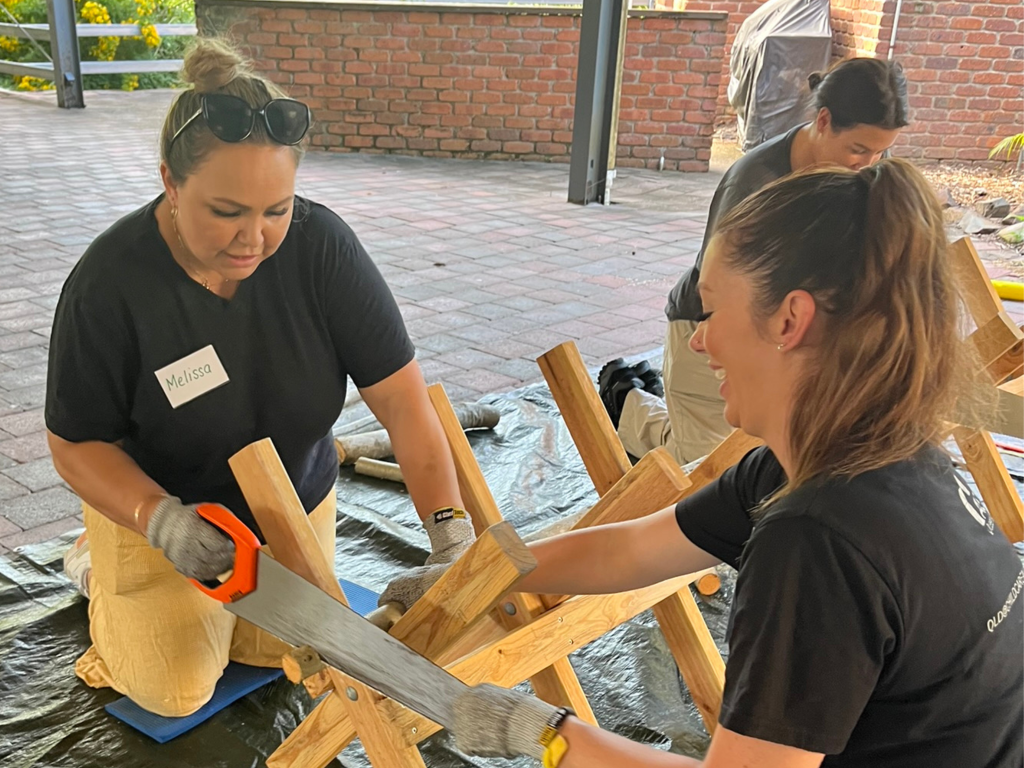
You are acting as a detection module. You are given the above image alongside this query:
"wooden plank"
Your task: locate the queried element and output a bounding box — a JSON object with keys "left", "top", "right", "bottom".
{"left": 390, "top": 522, "right": 536, "bottom": 660}
{"left": 972, "top": 312, "right": 1024, "bottom": 377}
{"left": 989, "top": 335, "right": 1023, "bottom": 385}
{"left": 268, "top": 691, "right": 353, "bottom": 768}
{"left": 427, "top": 383, "right": 598, "bottom": 724}
{"left": 539, "top": 448, "right": 691, "bottom": 610}
{"left": 573, "top": 447, "right": 691, "bottom": 530}
{"left": 537, "top": 341, "right": 632, "bottom": 494}
{"left": 326, "top": 670, "right": 427, "bottom": 768}
{"left": 230, "top": 439, "right": 425, "bottom": 768}
{"left": 652, "top": 591, "right": 726, "bottom": 732}
{"left": 950, "top": 237, "right": 1004, "bottom": 327}
{"left": 537, "top": 341, "right": 728, "bottom": 734}
{"left": 1001, "top": 377, "right": 1024, "bottom": 397}
{"left": 954, "top": 426, "right": 1024, "bottom": 543}
{"left": 682, "top": 430, "right": 763, "bottom": 495}
{"left": 230, "top": 439, "right": 346, "bottom": 601}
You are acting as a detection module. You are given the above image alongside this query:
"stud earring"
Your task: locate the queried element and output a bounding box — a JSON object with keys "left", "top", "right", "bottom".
{"left": 777, "top": 343, "right": 785, "bottom": 351}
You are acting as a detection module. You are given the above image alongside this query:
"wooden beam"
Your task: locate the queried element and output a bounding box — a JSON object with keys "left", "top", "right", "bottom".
{"left": 949, "top": 237, "right": 1004, "bottom": 328}
{"left": 681, "top": 430, "right": 763, "bottom": 495}
{"left": 652, "top": 592, "right": 725, "bottom": 731}
{"left": 954, "top": 426, "right": 1024, "bottom": 543}
{"left": 390, "top": 522, "right": 536, "bottom": 659}
{"left": 230, "top": 439, "right": 426, "bottom": 768}
{"left": 538, "top": 341, "right": 632, "bottom": 494}
{"left": 536, "top": 342, "right": 729, "bottom": 734}
{"left": 229, "top": 439, "right": 345, "bottom": 602}
{"left": 540, "top": 448, "right": 691, "bottom": 610}
{"left": 427, "top": 383, "right": 598, "bottom": 724}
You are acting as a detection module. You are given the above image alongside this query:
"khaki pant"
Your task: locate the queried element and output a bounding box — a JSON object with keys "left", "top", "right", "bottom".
{"left": 76, "top": 493, "right": 337, "bottom": 717}
{"left": 617, "top": 319, "right": 731, "bottom": 465}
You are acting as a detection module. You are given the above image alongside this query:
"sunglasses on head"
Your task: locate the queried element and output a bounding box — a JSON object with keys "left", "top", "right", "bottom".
{"left": 169, "top": 93, "right": 311, "bottom": 150}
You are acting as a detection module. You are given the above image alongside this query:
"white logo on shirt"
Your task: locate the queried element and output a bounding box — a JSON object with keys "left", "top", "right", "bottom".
{"left": 154, "top": 345, "right": 230, "bottom": 408}
{"left": 989, "top": 569, "right": 1024, "bottom": 633}
{"left": 954, "top": 473, "right": 994, "bottom": 534}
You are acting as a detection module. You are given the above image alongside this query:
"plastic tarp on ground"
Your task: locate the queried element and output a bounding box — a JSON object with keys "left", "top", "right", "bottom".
{"left": 2, "top": 367, "right": 1021, "bottom": 767}
{"left": 0, "top": 373, "right": 733, "bottom": 768}
{"left": 727, "top": 0, "right": 833, "bottom": 151}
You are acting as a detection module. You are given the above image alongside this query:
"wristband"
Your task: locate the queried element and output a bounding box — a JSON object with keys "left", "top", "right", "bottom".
{"left": 431, "top": 506, "right": 468, "bottom": 524}
{"left": 540, "top": 707, "right": 572, "bottom": 768}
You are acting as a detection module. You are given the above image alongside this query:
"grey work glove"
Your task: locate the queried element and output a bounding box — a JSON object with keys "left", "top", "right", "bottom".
{"left": 377, "top": 562, "right": 449, "bottom": 613}
{"left": 453, "top": 683, "right": 558, "bottom": 760}
{"left": 423, "top": 507, "right": 475, "bottom": 566}
{"left": 146, "top": 496, "right": 236, "bottom": 582}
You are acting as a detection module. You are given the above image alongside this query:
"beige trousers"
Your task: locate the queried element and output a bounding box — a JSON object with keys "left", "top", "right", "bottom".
{"left": 76, "top": 493, "right": 337, "bottom": 717}
{"left": 617, "top": 319, "right": 731, "bottom": 465}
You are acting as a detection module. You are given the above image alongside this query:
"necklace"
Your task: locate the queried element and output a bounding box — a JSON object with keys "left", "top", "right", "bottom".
{"left": 170, "top": 206, "right": 233, "bottom": 294}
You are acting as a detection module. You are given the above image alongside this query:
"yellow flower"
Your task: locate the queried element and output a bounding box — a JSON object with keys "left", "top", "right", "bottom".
{"left": 141, "top": 23, "right": 160, "bottom": 48}
{"left": 123, "top": 75, "right": 139, "bottom": 91}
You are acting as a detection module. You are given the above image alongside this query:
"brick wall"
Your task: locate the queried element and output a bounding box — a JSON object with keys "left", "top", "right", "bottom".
{"left": 831, "top": 0, "right": 893, "bottom": 58}
{"left": 873, "top": 0, "right": 1023, "bottom": 163}
{"left": 196, "top": 1, "right": 727, "bottom": 172}
{"left": 676, "top": 0, "right": 765, "bottom": 121}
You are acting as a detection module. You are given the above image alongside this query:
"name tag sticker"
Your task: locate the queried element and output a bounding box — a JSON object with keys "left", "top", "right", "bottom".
{"left": 155, "top": 345, "right": 230, "bottom": 409}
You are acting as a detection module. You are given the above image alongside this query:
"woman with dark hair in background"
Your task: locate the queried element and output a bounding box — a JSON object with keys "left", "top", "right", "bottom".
{"left": 447, "top": 159, "right": 1023, "bottom": 768}
{"left": 604, "top": 57, "right": 911, "bottom": 466}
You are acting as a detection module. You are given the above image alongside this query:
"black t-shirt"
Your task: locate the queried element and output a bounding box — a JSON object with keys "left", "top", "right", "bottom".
{"left": 46, "top": 196, "right": 414, "bottom": 535}
{"left": 676, "top": 446, "right": 1024, "bottom": 767}
{"left": 666, "top": 123, "right": 802, "bottom": 322}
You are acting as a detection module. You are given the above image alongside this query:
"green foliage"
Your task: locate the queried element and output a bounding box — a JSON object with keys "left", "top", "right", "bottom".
{"left": 0, "top": 0, "right": 194, "bottom": 91}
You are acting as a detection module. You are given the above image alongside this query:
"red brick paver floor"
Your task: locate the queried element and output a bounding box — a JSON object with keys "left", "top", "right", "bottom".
{"left": 0, "top": 89, "right": 728, "bottom": 549}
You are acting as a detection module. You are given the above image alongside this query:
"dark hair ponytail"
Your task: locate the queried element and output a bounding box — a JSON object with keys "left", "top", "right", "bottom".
{"left": 809, "top": 57, "right": 909, "bottom": 131}
{"left": 713, "top": 158, "right": 981, "bottom": 497}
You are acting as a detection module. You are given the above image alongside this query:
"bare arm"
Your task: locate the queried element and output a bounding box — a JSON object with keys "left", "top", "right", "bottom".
{"left": 359, "top": 359, "right": 463, "bottom": 521}
{"left": 558, "top": 720, "right": 824, "bottom": 768}
{"left": 516, "top": 506, "right": 721, "bottom": 596}
{"left": 47, "top": 431, "right": 167, "bottom": 535}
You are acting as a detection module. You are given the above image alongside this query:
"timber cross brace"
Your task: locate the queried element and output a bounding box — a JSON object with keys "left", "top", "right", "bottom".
{"left": 227, "top": 381, "right": 739, "bottom": 767}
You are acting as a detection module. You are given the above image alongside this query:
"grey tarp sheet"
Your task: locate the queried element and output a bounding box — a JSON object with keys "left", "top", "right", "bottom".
{"left": 1, "top": 367, "right": 1021, "bottom": 768}
{"left": 0, "top": 372, "right": 733, "bottom": 768}
{"left": 727, "top": 0, "right": 832, "bottom": 151}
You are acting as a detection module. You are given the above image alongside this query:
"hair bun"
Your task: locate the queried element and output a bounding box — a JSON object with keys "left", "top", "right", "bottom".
{"left": 807, "top": 72, "right": 824, "bottom": 90}
{"left": 181, "top": 37, "right": 252, "bottom": 93}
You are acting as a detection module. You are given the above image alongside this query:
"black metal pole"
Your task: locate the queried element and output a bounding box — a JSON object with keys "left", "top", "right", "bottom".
{"left": 567, "top": 0, "right": 627, "bottom": 205}
{"left": 46, "top": 0, "right": 83, "bottom": 108}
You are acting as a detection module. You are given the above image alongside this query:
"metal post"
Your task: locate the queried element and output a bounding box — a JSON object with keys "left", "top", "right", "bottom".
{"left": 567, "top": 0, "right": 628, "bottom": 205}
{"left": 46, "top": 0, "right": 83, "bottom": 108}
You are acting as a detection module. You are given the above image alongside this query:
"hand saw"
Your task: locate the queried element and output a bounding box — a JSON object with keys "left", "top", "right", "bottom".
{"left": 192, "top": 503, "right": 469, "bottom": 730}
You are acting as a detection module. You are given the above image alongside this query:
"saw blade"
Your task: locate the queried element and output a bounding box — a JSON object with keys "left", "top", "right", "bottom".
{"left": 227, "top": 552, "right": 468, "bottom": 730}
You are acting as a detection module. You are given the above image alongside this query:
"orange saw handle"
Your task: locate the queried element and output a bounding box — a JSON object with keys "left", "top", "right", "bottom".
{"left": 191, "top": 503, "right": 262, "bottom": 604}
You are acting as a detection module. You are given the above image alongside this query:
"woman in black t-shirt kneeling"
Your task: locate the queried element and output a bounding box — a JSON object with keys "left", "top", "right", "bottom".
{"left": 443, "top": 161, "right": 1024, "bottom": 766}
{"left": 45, "top": 39, "right": 476, "bottom": 717}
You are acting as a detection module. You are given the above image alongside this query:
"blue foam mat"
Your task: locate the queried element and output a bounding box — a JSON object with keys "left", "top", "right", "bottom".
{"left": 105, "top": 578, "right": 380, "bottom": 742}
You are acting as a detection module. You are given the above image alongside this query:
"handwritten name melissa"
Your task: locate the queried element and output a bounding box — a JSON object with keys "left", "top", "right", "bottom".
{"left": 165, "top": 363, "right": 214, "bottom": 389}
